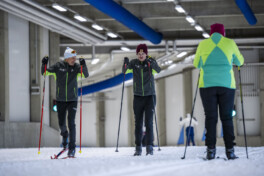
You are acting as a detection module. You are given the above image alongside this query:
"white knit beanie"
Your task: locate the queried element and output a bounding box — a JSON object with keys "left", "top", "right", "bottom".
{"left": 64, "top": 47, "right": 77, "bottom": 59}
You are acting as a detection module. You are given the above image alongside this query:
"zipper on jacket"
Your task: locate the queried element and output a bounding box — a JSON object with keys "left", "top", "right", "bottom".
{"left": 141, "top": 68, "right": 144, "bottom": 96}
{"left": 66, "top": 72, "right": 68, "bottom": 102}
{"left": 58, "top": 87, "right": 59, "bottom": 96}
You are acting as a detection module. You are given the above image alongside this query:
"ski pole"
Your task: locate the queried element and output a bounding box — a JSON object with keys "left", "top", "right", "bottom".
{"left": 147, "top": 62, "right": 161, "bottom": 151}
{"left": 38, "top": 63, "right": 47, "bottom": 155}
{"left": 181, "top": 72, "right": 200, "bottom": 159}
{"left": 238, "top": 66, "right": 249, "bottom": 159}
{"left": 115, "top": 62, "right": 127, "bottom": 152}
{"left": 79, "top": 65, "right": 83, "bottom": 154}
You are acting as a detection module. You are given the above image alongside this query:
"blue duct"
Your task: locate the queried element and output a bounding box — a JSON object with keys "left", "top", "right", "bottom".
{"left": 235, "top": 0, "right": 257, "bottom": 25}
{"left": 83, "top": 0, "right": 163, "bottom": 44}
{"left": 78, "top": 73, "right": 133, "bottom": 96}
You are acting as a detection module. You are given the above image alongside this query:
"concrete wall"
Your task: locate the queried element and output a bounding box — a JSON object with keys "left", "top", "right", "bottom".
{"left": 0, "top": 122, "right": 60, "bottom": 148}
{"left": 8, "top": 14, "right": 30, "bottom": 122}
{"left": 76, "top": 97, "right": 97, "bottom": 147}
{"left": 105, "top": 87, "right": 130, "bottom": 147}
{"left": 0, "top": 11, "right": 60, "bottom": 148}
{"left": 165, "top": 74, "right": 185, "bottom": 146}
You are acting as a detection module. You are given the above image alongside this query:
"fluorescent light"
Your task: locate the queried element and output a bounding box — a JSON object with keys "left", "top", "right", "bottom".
{"left": 120, "top": 46, "right": 130, "bottom": 51}
{"left": 168, "top": 64, "right": 177, "bottom": 70}
{"left": 166, "top": 60, "right": 173, "bottom": 65}
{"left": 194, "top": 24, "right": 203, "bottom": 31}
{"left": 92, "top": 24, "right": 103, "bottom": 31}
{"left": 167, "top": 0, "right": 174, "bottom": 1}
{"left": 202, "top": 32, "right": 210, "bottom": 38}
{"left": 175, "top": 5, "right": 186, "bottom": 13}
{"left": 107, "top": 32, "right": 118, "bottom": 38}
{"left": 52, "top": 3, "right": 67, "bottom": 12}
{"left": 185, "top": 15, "right": 195, "bottom": 24}
{"left": 91, "top": 58, "right": 99, "bottom": 65}
{"left": 74, "top": 14, "right": 87, "bottom": 22}
{"left": 177, "top": 51, "right": 187, "bottom": 58}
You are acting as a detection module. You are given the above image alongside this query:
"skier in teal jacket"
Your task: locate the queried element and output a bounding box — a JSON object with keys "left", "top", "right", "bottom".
{"left": 193, "top": 23, "right": 244, "bottom": 160}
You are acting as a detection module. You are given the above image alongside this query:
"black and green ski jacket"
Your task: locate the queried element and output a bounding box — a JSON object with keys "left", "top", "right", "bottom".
{"left": 41, "top": 61, "right": 89, "bottom": 102}
{"left": 123, "top": 56, "right": 161, "bottom": 96}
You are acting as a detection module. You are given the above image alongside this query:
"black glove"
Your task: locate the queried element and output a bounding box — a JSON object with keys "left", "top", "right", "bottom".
{"left": 42, "top": 56, "right": 49, "bottom": 65}
{"left": 180, "top": 117, "right": 182, "bottom": 121}
{"left": 124, "top": 57, "right": 129, "bottom": 65}
{"left": 79, "top": 57, "right": 85, "bottom": 66}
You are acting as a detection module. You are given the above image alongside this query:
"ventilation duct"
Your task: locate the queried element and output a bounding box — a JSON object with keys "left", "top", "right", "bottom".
{"left": 83, "top": 0, "right": 163, "bottom": 44}
{"left": 235, "top": 0, "right": 257, "bottom": 25}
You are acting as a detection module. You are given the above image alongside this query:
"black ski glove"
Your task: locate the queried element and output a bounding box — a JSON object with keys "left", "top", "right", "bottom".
{"left": 79, "top": 57, "right": 85, "bottom": 66}
{"left": 42, "top": 56, "right": 49, "bottom": 65}
{"left": 124, "top": 57, "right": 129, "bottom": 66}
{"left": 180, "top": 117, "right": 182, "bottom": 121}
{"left": 122, "top": 57, "right": 129, "bottom": 73}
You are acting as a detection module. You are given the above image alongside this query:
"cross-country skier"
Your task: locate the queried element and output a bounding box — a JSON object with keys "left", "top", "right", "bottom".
{"left": 122, "top": 44, "right": 161, "bottom": 156}
{"left": 179, "top": 113, "right": 198, "bottom": 146}
{"left": 193, "top": 23, "right": 244, "bottom": 160}
{"left": 41, "top": 47, "right": 89, "bottom": 157}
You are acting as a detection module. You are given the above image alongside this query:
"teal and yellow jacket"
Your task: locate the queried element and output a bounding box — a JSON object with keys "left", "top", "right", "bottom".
{"left": 193, "top": 33, "right": 244, "bottom": 89}
{"left": 123, "top": 57, "right": 161, "bottom": 96}
{"left": 41, "top": 61, "right": 89, "bottom": 102}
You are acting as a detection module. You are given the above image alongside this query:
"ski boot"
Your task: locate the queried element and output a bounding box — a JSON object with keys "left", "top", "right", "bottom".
{"left": 206, "top": 147, "right": 216, "bottom": 160}
{"left": 226, "top": 148, "right": 238, "bottom": 160}
{"left": 134, "top": 146, "right": 142, "bottom": 156}
{"left": 146, "top": 145, "right": 153, "bottom": 155}
{"left": 68, "top": 148, "right": 76, "bottom": 158}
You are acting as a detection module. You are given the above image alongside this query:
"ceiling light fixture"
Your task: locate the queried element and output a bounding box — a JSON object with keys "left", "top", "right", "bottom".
{"left": 120, "top": 46, "right": 130, "bottom": 51}
{"left": 52, "top": 3, "right": 67, "bottom": 12}
{"left": 91, "top": 58, "right": 100, "bottom": 65}
{"left": 194, "top": 24, "right": 203, "bottom": 31}
{"left": 92, "top": 24, "right": 103, "bottom": 31}
{"left": 175, "top": 5, "right": 186, "bottom": 13}
{"left": 74, "top": 14, "right": 87, "bottom": 22}
{"left": 168, "top": 64, "right": 177, "bottom": 70}
{"left": 202, "top": 32, "right": 210, "bottom": 38}
{"left": 177, "top": 51, "right": 187, "bottom": 58}
{"left": 107, "top": 32, "right": 118, "bottom": 38}
{"left": 185, "top": 15, "right": 195, "bottom": 25}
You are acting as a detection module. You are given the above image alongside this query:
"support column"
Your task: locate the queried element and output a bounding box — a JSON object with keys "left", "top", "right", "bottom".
{"left": 0, "top": 10, "right": 9, "bottom": 122}
{"left": 127, "top": 86, "right": 135, "bottom": 146}
{"left": 49, "top": 31, "right": 60, "bottom": 130}
{"left": 0, "top": 10, "right": 9, "bottom": 148}
{"left": 259, "top": 49, "right": 264, "bottom": 145}
{"left": 156, "top": 79, "right": 167, "bottom": 146}
{"left": 29, "top": 23, "right": 41, "bottom": 122}
{"left": 96, "top": 93, "right": 105, "bottom": 147}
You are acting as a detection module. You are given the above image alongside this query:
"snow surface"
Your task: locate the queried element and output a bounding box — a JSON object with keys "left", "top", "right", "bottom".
{"left": 0, "top": 146, "right": 263, "bottom": 176}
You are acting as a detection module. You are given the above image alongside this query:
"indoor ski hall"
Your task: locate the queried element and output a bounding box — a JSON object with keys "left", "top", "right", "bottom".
{"left": 0, "top": 0, "right": 263, "bottom": 176}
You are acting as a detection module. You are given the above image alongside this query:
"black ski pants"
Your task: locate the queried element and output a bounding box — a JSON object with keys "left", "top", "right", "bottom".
{"left": 57, "top": 101, "right": 78, "bottom": 150}
{"left": 200, "top": 87, "right": 235, "bottom": 149}
{"left": 133, "top": 95, "right": 155, "bottom": 147}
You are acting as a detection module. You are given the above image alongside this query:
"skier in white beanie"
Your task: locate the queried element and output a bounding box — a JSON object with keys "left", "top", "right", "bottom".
{"left": 41, "top": 47, "right": 89, "bottom": 157}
